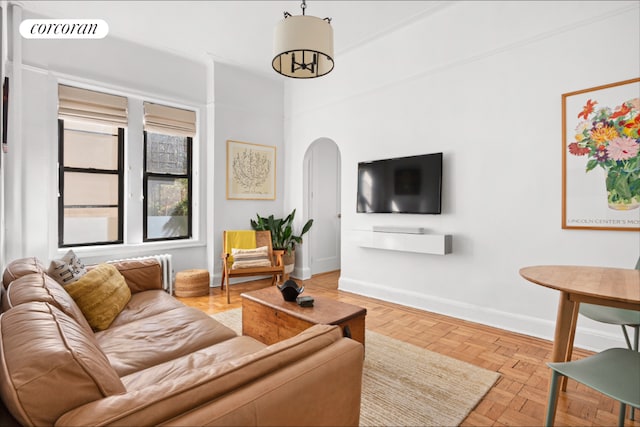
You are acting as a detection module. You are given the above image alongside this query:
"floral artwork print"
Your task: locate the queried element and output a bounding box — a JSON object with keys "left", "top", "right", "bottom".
{"left": 568, "top": 97, "right": 640, "bottom": 210}
{"left": 562, "top": 78, "right": 640, "bottom": 231}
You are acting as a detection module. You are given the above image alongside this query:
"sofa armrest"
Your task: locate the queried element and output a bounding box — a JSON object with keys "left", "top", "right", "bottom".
{"left": 56, "top": 326, "right": 364, "bottom": 426}
{"left": 167, "top": 338, "right": 364, "bottom": 427}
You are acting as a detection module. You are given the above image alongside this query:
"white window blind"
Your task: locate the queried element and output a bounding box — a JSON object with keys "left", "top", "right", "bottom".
{"left": 143, "top": 102, "right": 196, "bottom": 137}
{"left": 58, "top": 85, "right": 128, "bottom": 126}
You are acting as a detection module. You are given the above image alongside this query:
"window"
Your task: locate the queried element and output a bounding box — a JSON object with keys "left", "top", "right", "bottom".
{"left": 57, "top": 85, "right": 127, "bottom": 247}
{"left": 56, "top": 86, "right": 198, "bottom": 248}
{"left": 143, "top": 132, "right": 192, "bottom": 240}
{"left": 143, "top": 102, "right": 195, "bottom": 241}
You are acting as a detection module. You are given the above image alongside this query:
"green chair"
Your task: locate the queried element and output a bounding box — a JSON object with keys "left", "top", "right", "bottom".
{"left": 545, "top": 348, "right": 640, "bottom": 427}
{"left": 577, "top": 257, "right": 640, "bottom": 419}
{"left": 579, "top": 304, "right": 640, "bottom": 351}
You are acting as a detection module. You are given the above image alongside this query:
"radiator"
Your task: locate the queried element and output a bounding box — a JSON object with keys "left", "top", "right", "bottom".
{"left": 107, "top": 253, "right": 174, "bottom": 295}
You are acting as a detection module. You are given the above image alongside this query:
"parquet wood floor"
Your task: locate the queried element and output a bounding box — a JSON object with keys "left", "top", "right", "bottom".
{"left": 176, "top": 271, "right": 638, "bottom": 427}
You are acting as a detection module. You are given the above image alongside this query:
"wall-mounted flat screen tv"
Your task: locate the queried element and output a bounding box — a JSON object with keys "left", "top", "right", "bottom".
{"left": 357, "top": 152, "right": 442, "bottom": 214}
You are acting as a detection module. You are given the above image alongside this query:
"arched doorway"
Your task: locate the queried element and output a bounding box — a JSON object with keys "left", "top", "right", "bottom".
{"left": 303, "top": 138, "right": 341, "bottom": 276}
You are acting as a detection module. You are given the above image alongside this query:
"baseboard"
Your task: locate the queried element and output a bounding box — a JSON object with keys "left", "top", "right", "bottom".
{"left": 210, "top": 271, "right": 311, "bottom": 287}
{"left": 210, "top": 272, "right": 273, "bottom": 288}
{"left": 338, "top": 277, "right": 628, "bottom": 352}
{"left": 291, "top": 266, "right": 311, "bottom": 280}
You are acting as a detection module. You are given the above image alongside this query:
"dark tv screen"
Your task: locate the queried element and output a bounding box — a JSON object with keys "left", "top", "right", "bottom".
{"left": 357, "top": 152, "right": 442, "bottom": 214}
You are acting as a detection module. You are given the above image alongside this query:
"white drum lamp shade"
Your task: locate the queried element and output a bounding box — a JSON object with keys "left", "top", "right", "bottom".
{"left": 272, "top": 14, "right": 334, "bottom": 78}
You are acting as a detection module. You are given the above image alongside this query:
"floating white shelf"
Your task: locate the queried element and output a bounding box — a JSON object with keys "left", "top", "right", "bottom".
{"left": 353, "top": 230, "right": 452, "bottom": 255}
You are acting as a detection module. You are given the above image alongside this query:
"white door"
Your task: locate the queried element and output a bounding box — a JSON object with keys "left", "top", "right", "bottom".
{"left": 307, "top": 139, "right": 341, "bottom": 275}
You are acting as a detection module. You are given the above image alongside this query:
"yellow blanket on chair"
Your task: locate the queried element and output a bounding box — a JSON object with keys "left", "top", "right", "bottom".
{"left": 226, "top": 230, "right": 257, "bottom": 264}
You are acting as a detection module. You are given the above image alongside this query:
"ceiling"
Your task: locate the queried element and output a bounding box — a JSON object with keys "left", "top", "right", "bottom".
{"left": 17, "top": 0, "right": 448, "bottom": 77}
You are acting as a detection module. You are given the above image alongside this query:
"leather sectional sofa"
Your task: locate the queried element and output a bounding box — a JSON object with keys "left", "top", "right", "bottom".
{"left": 0, "top": 257, "right": 363, "bottom": 426}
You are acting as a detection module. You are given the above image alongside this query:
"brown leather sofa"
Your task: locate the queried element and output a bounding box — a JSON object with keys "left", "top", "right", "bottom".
{"left": 0, "top": 257, "right": 363, "bottom": 426}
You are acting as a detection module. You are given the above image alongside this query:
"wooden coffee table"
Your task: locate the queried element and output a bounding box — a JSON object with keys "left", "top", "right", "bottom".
{"left": 241, "top": 286, "right": 367, "bottom": 347}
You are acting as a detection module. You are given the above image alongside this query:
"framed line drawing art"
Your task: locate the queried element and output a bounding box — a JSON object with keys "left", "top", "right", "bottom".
{"left": 562, "top": 77, "right": 640, "bottom": 231}
{"left": 226, "top": 140, "right": 276, "bottom": 200}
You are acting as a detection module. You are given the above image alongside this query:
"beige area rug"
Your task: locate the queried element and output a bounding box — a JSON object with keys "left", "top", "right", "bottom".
{"left": 211, "top": 309, "right": 500, "bottom": 427}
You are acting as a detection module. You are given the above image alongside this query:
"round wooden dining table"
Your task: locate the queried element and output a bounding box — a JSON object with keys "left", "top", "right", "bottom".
{"left": 519, "top": 265, "right": 640, "bottom": 422}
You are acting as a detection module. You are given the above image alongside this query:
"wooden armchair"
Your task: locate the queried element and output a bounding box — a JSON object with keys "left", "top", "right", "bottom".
{"left": 220, "top": 230, "right": 286, "bottom": 304}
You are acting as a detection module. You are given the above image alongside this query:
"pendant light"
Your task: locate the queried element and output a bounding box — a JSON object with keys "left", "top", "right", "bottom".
{"left": 272, "top": 0, "right": 334, "bottom": 79}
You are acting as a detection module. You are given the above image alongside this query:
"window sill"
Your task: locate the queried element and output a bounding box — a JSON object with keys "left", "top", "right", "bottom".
{"left": 56, "top": 239, "right": 206, "bottom": 259}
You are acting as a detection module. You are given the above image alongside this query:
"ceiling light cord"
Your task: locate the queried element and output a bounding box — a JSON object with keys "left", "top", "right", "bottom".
{"left": 283, "top": 1, "right": 330, "bottom": 22}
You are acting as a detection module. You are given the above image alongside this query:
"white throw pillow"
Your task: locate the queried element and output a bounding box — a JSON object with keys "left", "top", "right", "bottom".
{"left": 48, "top": 249, "right": 87, "bottom": 286}
{"left": 231, "top": 246, "right": 272, "bottom": 269}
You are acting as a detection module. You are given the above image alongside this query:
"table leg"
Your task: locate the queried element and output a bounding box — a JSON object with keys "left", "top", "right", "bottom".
{"left": 560, "top": 301, "right": 580, "bottom": 391}
{"left": 546, "top": 291, "right": 576, "bottom": 423}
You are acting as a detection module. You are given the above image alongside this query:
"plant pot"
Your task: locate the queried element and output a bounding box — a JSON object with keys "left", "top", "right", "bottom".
{"left": 282, "top": 249, "right": 295, "bottom": 275}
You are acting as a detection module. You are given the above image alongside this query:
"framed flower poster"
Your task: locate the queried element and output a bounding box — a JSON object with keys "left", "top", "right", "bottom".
{"left": 562, "top": 78, "right": 640, "bottom": 231}
{"left": 226, "top": 140, "right": 276, "bottom": 200}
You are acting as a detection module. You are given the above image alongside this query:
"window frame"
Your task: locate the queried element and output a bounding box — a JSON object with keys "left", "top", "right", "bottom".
{"left": 142, "top": 130, "right": 193, "bottom": 242}
{"left": 57, "top": 118, "right": 125, "bottom": 247}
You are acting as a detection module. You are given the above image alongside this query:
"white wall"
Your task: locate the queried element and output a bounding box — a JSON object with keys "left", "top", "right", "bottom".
{"left": 4, "top": 7, "right": 210, "bottom": 273}
{"left": 211, "top": 62, "right": 284, "bottom": 282}
{"left": 284, "top": 1, "right": 640, "bottom": 351}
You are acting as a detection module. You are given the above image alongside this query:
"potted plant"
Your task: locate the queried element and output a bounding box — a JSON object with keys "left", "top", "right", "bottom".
{"left": 250, "top": 209, "right": 313, "bottom": 275}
